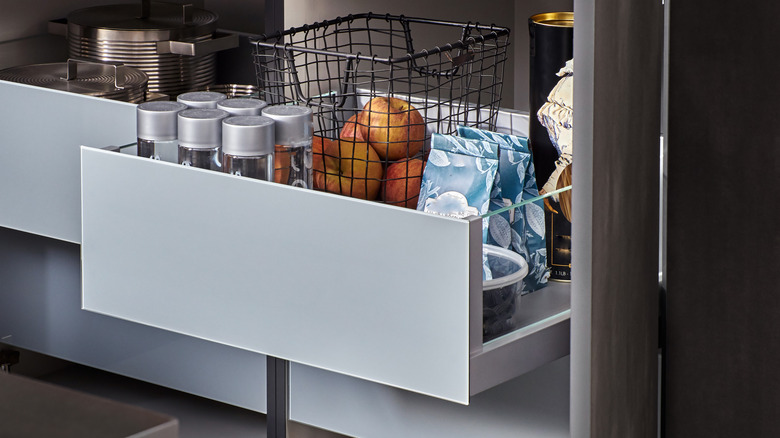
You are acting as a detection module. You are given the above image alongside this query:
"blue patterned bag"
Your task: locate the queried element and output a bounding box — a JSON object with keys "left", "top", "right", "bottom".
{"left": 456, "top": 126, "right": 549, "bottom": 292}
{"left": 417, "top": 133, "right": 499, "bottom": 280}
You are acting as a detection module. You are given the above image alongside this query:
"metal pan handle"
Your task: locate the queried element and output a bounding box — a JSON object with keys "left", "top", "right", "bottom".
{"left": 156, "top": 31, "right": 239, "bottom": 56}
{"left": 63, "top": 59, "right": 127, "bottom": 89}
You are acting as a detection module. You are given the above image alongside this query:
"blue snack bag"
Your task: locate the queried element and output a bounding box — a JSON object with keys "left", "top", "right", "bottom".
{"left": 457, "top": 126, "right": 549, "bottom": 292}
{"left": 417, "top": 133, "right": 499, "bottom": 280}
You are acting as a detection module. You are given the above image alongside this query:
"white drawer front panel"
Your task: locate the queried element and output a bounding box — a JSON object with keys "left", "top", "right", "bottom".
{"left": 0, "top": 81, "right": 135, "bottom": 242}
{"left": 81, "top": 148, "right": 472, "bottom": 404}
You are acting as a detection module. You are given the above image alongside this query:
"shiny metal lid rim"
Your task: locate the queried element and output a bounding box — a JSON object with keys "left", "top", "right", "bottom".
{"left": 66, "top": 4, "right": 217, "bottom": 42}
{"left": 0, "top": 62, "right": 147, "bottom": 96}
{"left": 68, "top": 34, "right": 214, "bottom": 55}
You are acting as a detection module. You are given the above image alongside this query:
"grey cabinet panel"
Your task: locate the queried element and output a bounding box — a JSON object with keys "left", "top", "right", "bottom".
{"left": 289, "top": 357, "right": 570, "bottom": 438}
{"left": 571, "top": 0, "right": 663, "bottom": 437}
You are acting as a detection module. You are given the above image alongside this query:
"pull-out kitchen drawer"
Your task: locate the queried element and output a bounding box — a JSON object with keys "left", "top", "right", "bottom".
{"left": 80, "top": 106, "right": 569, "bottom": 405}
{"left": 0, "top": 80, "right": 136, "bottom": 243}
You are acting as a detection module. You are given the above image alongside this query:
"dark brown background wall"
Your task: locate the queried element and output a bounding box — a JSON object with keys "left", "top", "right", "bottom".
{"left": 666, "top": 0, "right": 780, "bottom": 436}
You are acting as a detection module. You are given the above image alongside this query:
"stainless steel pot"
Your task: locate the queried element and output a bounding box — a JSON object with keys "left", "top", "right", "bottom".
{"left": 0, "top": 59, "right": 148, "bottom": 103}
{"left": 66, "top": 0, "right": 237, "bottom": 97}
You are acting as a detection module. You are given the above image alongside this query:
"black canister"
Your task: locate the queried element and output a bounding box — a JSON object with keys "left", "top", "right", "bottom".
{"left": 529, "top": 12, "right": 573, "bottom": 282}
{"left": 529, "top": 12, "right": 573, "bottom": 186}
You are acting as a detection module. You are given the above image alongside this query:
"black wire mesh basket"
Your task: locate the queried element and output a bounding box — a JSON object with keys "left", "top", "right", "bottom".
{"left": 253, "top": 13, "right": 510, "bottom": 205}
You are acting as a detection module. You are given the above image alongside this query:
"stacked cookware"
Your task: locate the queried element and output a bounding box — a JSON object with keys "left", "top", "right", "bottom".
{"left": 66, "top": 1, "right": 236, "bottom": 97}
{"left": 0, "top": 59, "right": 148, "bottom": 103}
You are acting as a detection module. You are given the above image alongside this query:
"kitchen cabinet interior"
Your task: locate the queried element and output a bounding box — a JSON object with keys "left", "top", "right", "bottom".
{"left": 0, "top": 0, "right": 662, "bottom": 437}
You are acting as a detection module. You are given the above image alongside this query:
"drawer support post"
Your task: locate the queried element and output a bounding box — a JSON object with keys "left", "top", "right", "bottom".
{"left": 267, "top": 356, "right": 289, "bottom": 438}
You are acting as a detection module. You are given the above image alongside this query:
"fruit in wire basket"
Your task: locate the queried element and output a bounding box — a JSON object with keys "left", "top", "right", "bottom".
{"left": 313, "top": 136, "right": 384, "bottom": 200}
{"left": 357, "top": 97, "right": 425, "bottom": 161}
{"left": 381, "top": 158, "right": 425, "bottom": 208}
{"left": 340, "top": 114, "right": 366, "bottom": 142}
{"left": 312, "top": 135, "right": 332, "bottom": 188}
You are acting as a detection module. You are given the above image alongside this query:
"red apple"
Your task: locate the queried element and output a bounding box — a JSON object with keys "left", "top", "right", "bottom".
{"left": 313, "top": 137, "right": 384, "bottom": 200}
{"left": 357, "top": 97, "right": 425, "bottom": 161}
{"left": 382, "top": 158, "right": 425, "bottom": 208}
{"left": 340, "top": 114, "right": 366, "bottom": 141}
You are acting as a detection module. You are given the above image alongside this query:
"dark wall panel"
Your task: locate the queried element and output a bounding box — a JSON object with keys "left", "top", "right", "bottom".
{"left": 666, "top": 1, "right": 780, "bottom": 436}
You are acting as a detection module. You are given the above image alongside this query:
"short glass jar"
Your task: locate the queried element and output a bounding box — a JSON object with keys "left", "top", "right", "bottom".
{"left": 222, "top": 115, "right": 276, "bottom": 181}
{"left": 177, "top": 108, "right": 229, "bottom": 170}
{"left": 261, "top": 105, "right": 313, "bottom": 188}
{"left": 136, "top": 101, "right": 188, "bottom": 161}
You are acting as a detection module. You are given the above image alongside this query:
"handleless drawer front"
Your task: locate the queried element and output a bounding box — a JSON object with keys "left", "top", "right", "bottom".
{"left": 81, "top": 147, "right": 476, "bottom": 404}
{"left": 0, "top": 81, "right": 135, "bottom": 243}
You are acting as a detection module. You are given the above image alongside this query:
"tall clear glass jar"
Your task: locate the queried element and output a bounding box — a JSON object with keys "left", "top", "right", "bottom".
{"left": 136, "top": 101, "right": 188, "bottom": 161}
{"left": 261, "top": 105, "right": 313, "bottom": 188}
{"left": 222, "top": 115, "right": 275, "bottom": 181}
{"left": 177, "top": 108, "right": 229, "bottom": 170}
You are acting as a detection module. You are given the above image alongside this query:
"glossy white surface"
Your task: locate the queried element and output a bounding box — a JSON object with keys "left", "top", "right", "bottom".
{"left": 81, "top": 148, "right": 472, "bottom": 404}
{"left": 0, "top": 81, "right": 136, "bottom": 243}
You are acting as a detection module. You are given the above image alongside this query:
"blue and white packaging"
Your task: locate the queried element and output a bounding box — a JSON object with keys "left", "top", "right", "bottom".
{"left": 417, "top": 133, "right": 500, "bottom": 280}
{"left": 457, "top": 126, "right": 549, "bottom": 292}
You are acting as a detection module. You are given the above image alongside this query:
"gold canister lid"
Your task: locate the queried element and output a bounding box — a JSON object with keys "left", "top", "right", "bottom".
{"left": 530, "top": 12, "right": 574, "bottom": 27}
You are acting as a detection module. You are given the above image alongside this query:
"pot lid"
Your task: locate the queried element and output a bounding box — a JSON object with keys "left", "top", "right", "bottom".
{"left": 67, "top": 3, "right": 218, "bottom": 42}
{"left": 0, "top": 62, "right": 148, "bottom": 101}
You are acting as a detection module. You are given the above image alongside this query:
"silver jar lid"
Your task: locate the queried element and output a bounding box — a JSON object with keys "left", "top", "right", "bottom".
{"left": 261, "top": 105, "right": 313, "bottom": 145}
{"left": 137, "top": 101, "right": 188, "bottom": 141}
{"left": 178, "top": 108, "right": 229, "bottom": 149}
{"left": 222, "top": 116, "right": 275, "bottom": 157}
{"left": 217, "top": 98, "right": 269, "bottom": 116}
{"left": 177, "top": 91, "right": 227, "bottom": 109}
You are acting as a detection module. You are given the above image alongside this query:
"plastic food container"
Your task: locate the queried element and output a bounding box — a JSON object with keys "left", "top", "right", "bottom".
{"left": 483, "top": 244, "right": 529, "bottom": 341}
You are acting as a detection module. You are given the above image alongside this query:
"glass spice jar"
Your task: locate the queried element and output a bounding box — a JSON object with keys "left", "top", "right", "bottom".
{"left": 221, "top": 115, "right": 276, "bottom": 181}
{"left": 177, "top": 108, "right": 229, "bottom": 170}
{"left": 136, "top": 101, "right": 188, "bottom": 161}
{"left": 261, "top": 105, "right": 313, "bottom": 188}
